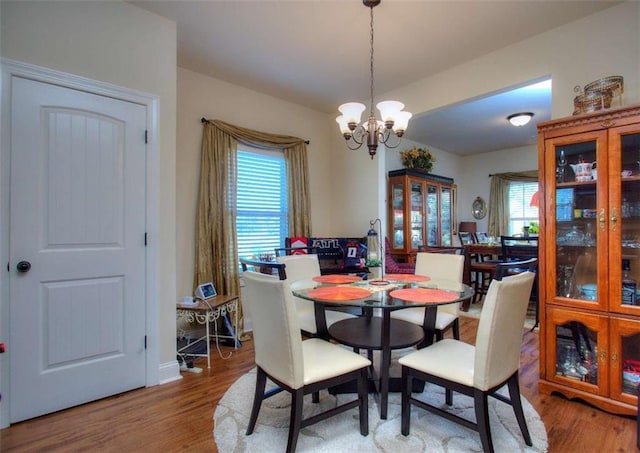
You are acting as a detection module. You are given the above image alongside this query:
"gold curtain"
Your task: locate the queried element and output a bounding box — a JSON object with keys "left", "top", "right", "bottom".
{"left": 194, "top": 119, "right": 311, "bottom": 336}
{"left": 487, "top": 170, "right": 538, "bottom": 237}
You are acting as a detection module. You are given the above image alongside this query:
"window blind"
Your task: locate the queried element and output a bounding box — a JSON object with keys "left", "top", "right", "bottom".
{"left": 508, "top": 181, "right": 539, "bottom": 235}
{"left": 237, "top": 149, "right": 288, "bottom": 260}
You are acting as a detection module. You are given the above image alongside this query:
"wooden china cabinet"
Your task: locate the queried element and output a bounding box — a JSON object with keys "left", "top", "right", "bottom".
{"left": 537, "top": 104, "right": 640, "bottom": 415}
{"left": 387, "top": 169, "right": 456, "bottom": 263}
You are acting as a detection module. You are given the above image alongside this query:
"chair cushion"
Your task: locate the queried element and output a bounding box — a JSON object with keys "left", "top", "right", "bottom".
{"left": 302, "top": 338, "right": 371, "bottom": 385}
{"left": 398, "top": 339, "right": 475, "bottom": 387}
{"left": 390, "top": 307, "right": 457, "bottom": 331}
{"left": 297, "top": 309, "right": 356, "bottom": 335}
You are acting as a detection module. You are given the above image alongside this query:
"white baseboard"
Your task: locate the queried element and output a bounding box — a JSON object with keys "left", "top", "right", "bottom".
{"left": 158, "top": 359, "right": 182, "bottom": 384}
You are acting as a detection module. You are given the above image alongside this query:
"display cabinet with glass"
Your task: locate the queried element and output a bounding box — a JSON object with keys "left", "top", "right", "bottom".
{"left": 387, "top": 169, "right": 456, "bottom": 263}
{"left": 538, "top": 104, "right": 640, "bottom": 415}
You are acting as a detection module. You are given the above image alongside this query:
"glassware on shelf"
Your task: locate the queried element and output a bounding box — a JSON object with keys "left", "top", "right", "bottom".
{"left": 558, "top": 264, "right": 576, "bottom": 298}
{"left": 583, "top": 222, "right": 595, "bottom": 246}
{"left": 557, "top": 150, "right": 567, "bottom": 183}
{"left": 564, "top": 225, "right": 584, "bottom": 245}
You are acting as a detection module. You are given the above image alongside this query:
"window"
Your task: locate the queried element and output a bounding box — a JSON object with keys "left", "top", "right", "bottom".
{"left": 236, "top": 148, "right": 288, "bottom": 260}
{"left": 508, "top": 181, "right": 539, "bottom": 235}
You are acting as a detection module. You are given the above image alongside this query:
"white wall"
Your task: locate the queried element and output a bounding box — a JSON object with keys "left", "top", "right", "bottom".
{"left": 457, "top": 145, "right": 539, "bottom": 232}
{"left": 0, "top": 0, "right": 178, "bottom": 386}
{"left": 334, "top": 1, "right": 640, "bottom": 230}
{"left": 177, "top": 67, "right": 335, "bottom": 298}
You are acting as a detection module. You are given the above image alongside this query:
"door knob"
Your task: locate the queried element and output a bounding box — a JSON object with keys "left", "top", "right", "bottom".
{"left": 16, "top": 261, "right": 31, "bottom": 273}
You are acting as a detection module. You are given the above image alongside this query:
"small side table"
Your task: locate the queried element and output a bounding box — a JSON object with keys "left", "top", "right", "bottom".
{"left": 176, "top": 294, "right": 239, "bottom": 369}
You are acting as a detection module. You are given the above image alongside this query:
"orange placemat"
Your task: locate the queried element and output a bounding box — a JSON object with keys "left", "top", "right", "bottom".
{"left": 390, "top": 288, "right": 458, "bottom": 304}
{"left": 306, "top": 286, "right": 372, "bottom": 301}
{"left": 383, "top": 274, "right": 431, "bottom": 283}
{"left": 312, "top": 275, "right": 363, "bottom": 284}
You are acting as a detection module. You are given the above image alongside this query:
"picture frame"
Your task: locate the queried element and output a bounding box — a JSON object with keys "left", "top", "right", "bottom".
{"left": 196, "top": 282, "right": 217, "bottom": 300}
{"left": 471, "top": 196, "right": 487, "bottom": 219}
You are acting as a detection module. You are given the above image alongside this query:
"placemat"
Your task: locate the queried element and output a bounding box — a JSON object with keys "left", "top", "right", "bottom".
{"left": 390, "top": 288, "right": 458, "bottom": 304}
{"left": 306, "top": 286, "right": 372, "bottom": 301}
{"left": 312, "top": 275, "right": 363, "bottom": 284}
{"left": 383, "top": 274, "right": 431, "bottom": 283}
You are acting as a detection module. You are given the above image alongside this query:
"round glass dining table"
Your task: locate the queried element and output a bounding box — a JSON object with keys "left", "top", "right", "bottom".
{"left": 293, "top": 276, "right": 474, "bottom": 419}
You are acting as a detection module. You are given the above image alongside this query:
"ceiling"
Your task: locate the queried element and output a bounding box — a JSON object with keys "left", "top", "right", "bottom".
{"left": 131, "top": 0, "right": 619, "bottom": 155}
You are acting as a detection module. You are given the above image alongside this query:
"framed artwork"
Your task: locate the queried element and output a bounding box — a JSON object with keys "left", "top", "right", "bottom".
{"left": 472, "top": 197, "right": 487, "bottom": 219}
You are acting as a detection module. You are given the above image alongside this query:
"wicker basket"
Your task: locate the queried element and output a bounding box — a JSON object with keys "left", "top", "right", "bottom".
{"left": 584, "top": 75, "right": 624, "bottom": 97}
{"left": 573, "top": 76, "right": 623, "bottom": 115}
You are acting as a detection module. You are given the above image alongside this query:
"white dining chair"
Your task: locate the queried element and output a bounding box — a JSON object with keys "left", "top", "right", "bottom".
{"left": 277, "top": 254, "right": 356, "bottom": 337}
{"left": 398, "top": 271, "right": 536, "bottom": 453}
{"left": 390, "top": 252, "right": 465, "bottom": 344}
{"left": 242, "top": 271, "right": 371, "bottom": 453}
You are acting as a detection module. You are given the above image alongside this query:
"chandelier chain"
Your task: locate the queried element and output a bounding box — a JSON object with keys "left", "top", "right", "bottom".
{"left": 369, "top": 5, "right": 375, "bottom": 117}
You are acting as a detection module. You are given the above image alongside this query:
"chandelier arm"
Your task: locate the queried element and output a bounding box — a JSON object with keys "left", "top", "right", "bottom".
{"left": 346, "top": 140, "right": 365, "bottom": 151}
{"left": 380, "top": 133, "right": 402, "bottom": 149}
{"left": 347, "top": 126, "right": 366, "bottom": 149}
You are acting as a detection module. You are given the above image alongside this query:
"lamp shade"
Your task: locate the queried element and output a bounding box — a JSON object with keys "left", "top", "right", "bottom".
{"left": 335, "top": 115, "right": 351, "bottom": 135}
{"left": 338, "top": 102, "right": 366, "bottom": 124}
{"left": 530, "top": 190, "right": 540, "bottom": 207}
{"left": 376, "top": 100, "right": 404, "bottom": 123}
{"left": 392, "top": 111, "right": 412, "bottom": 134}
{"left": 459, "top": 221, "right": 477, "bottom": 233}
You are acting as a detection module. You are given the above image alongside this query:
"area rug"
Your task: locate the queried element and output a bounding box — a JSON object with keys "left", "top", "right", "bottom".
{"left": 213, "top": 368, "right": 548, "bottom": 452}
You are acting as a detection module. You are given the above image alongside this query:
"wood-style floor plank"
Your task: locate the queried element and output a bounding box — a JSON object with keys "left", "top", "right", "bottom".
{"left": 1, "top": 317, "right": 637, "bottom": 452}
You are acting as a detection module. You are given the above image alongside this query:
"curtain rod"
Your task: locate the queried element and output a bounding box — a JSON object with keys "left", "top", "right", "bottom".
{"left": 200, "top": 118, "right": 310, "bottom": 145}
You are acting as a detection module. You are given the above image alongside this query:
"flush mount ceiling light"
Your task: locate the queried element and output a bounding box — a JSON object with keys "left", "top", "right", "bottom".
{"left": 335, "top": 0, "right": 412, "bottom": 159}
{"left": 507, "top": 112, "right": 535, "bottom": 127}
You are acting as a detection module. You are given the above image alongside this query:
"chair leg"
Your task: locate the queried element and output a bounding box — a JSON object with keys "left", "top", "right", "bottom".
{"left": 358, "top": 367, "right": 369, "bottom": 436}
{"left": 286, "top": 388, "right": 304, "bottom": 453}
{"left": 312, "top": 391, "right": 319, "bottom": 404}
{"left": 452, "top": 318, "right": 460, "bottom": 340}
{"left": 401, "top": 367, "right": 411, "bottom": 436}
{"left": 445, "top": 388, "right": 453, "bottom": 406}
{"left": 473, "top": 389, "right": 494, "bottom": 453}
{"left": 507, "top": 373, "right": 532, "bottom": 446}
{"left": 246, "top": 367, "right": 267, "bottom": 435}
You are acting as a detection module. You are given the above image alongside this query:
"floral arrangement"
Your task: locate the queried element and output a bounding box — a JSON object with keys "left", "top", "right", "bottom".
{"left": 400, "top": 146, "right": 435, "bottom": 172}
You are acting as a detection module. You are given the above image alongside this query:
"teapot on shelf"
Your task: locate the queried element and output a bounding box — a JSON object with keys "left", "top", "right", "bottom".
{"left": 569, "top": 160, "right": 596, "bottom": 182}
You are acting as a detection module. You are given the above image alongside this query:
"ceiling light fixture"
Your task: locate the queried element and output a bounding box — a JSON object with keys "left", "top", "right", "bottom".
{"left": 336, "top": 0, "right": 412, "bottom": 159}
{"left": 507, "top": 112, "right": 534, "bottom": 127}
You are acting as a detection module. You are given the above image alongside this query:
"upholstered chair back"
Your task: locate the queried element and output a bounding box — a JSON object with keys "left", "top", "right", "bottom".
{"left": 473, "top": 271, "right": 535, "bottom": 390}
{"left": 276, "top": 254, "right": 321, "bottom": 283}
{"left": 415, "top": 252, "right": 465, "bottom": 316}
{"left": 242, "top": 271, "right": 305, "bottom": 389}
{"left": 276, "top": 254, "right": 321, "bottom": 313}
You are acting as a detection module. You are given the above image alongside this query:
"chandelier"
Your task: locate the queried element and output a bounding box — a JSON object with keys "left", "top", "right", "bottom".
{"left": 335, "top": 0, "right": 412, "bottom": 159}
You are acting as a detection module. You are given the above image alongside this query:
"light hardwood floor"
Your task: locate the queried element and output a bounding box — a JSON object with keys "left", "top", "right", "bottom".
{"left": 1, "top": 317, "right": 637, "bottom": 452}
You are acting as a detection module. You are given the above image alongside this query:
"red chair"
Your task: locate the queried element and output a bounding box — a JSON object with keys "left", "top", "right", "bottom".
{"left": 384, "top": 237, "right": 415, "bottom": 274}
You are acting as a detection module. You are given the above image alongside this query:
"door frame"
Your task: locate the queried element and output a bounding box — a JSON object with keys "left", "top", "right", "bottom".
{"left": 0, "top": 59, "right": 161, "bottom": 427}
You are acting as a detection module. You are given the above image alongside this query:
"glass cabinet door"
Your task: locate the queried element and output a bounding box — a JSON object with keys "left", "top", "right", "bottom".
{"left": 409, "top": 180, "right": 424, "bottom": 250}
{"left": 546, "top": 306, "right": 608, "bottom": 395}
{"left": 609, "top": 317, "right": 640, "bottom": 405}
{"left": 440, "top": 186, "right": 452, "bottom": 246}
{"left": 391, "top": 181, "right": 405, "bottom": 249}
{"left": 549, "top": 132, "right": 607, "bottom": 311}
{"left": 609, "top": 128, "right": 640, "bottom": 314}
{"left": 426, "top": 184, "right": 438, "bottom": 247}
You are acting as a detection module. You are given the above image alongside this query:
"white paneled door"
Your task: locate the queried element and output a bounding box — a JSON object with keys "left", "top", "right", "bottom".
{"left": 9, "top": 77, "right": 147, "bottom": 422}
